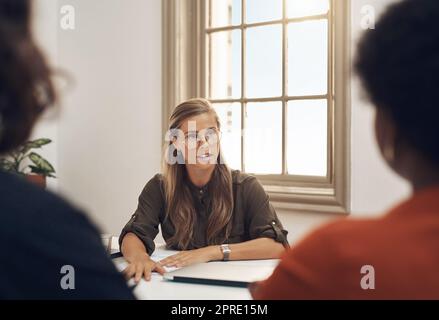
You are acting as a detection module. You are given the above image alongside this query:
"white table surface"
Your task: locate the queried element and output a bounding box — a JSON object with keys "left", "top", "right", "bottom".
{"left": 112, "top": 245, "right": 279, "bottom": 300}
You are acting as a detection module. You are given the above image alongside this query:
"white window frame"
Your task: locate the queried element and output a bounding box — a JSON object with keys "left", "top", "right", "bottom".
{"left": 162, "top": 0, "right": 351, "bottom": 214}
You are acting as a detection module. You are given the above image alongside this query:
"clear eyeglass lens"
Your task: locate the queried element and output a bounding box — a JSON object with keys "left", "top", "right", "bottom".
{"left": 185, "top": 129, "right": 221, "bottom": 144}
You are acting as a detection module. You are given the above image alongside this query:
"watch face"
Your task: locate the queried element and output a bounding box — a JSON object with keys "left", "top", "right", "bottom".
{"left": 221, "top": 244, "right": 231, "bottom": 260}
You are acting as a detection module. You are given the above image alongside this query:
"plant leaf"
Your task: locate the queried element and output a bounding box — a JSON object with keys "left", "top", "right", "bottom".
{"left": 20, "top": 138, "right": 52, "bottom": 154}
{"left": 29, "top": 152, "right": 56, "bottom": 175}
{"left": 31, "top": 138, "right": 52, "bottom": 147}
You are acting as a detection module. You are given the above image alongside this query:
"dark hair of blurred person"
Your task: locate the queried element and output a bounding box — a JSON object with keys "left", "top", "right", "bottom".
{"left": 0, "top": 0, "right": 55, "bottom": 152}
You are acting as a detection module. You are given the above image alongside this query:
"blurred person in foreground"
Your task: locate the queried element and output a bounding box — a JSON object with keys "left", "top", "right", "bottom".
{"left": 0, "top": 0, "right": 134, "bottom": 299}
{"left": 251, "top": 0, "right": 439, "bottom": 299}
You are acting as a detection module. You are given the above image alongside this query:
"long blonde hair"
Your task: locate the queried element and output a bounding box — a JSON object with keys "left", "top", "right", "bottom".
{"left": 162, "top": 98, "right": 234, "bottom": 250}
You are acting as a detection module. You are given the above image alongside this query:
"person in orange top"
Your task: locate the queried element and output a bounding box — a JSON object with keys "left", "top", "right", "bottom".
{"left": 251, "top": 0, "right": 439, "bottom": 300}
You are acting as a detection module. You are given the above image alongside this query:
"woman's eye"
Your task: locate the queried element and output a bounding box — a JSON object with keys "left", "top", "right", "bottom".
{"left": 206, "top": 130, "right": 220, "bottom": 141}
{"left": 205, "top": 133, "right": 214, "bottom": 141}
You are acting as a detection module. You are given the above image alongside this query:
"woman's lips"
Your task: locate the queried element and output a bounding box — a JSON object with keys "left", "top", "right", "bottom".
{"left": 197, "top": 153, "right": 213, "bottom": 162}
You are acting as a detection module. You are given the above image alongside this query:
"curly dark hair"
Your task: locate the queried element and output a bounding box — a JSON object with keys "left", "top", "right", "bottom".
{"left": 355, "top": 0, "right": 439, "bottom": 165}
{"left": 0, "top": 0, "right": 56, "bottom": 153}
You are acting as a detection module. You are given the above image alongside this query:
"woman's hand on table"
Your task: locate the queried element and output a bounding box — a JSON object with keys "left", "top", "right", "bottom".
{"left": 122, "top": 253, "right": 166, "bottom": 283}
{"left": 159, "top": 246, "right": 223, "bottom": 268}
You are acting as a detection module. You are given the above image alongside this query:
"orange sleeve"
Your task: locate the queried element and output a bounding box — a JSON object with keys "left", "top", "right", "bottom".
{"left": 252, "top": 220, "right": 347, "bottom": 300}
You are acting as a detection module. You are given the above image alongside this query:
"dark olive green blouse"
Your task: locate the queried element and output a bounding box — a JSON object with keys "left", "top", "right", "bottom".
{"left": 119, "top": 170, "right": 289, "bottom": 255}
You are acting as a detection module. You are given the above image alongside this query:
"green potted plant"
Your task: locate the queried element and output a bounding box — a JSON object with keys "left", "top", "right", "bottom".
{"left": 0, "top": 138, "right": 56, "bottom": 188}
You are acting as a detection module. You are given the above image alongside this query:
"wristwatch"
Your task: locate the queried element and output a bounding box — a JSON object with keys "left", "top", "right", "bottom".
{"left": 220, "top": 244, "right": 231, "bottom": 261}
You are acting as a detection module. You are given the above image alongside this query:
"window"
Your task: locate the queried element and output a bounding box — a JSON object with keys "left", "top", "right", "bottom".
{"left": 163, "top": 0, "right": 351, "bottom": 214}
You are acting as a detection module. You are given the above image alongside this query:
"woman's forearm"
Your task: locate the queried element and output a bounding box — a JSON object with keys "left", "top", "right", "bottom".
{"left": 121, "top": 232, "right": 150, "bottom": 260}
{"left": 159, "top": 238, "right": 287, "bottom": 268}
{"left": 209, "top": 238, "right": 286, "bottom": 261}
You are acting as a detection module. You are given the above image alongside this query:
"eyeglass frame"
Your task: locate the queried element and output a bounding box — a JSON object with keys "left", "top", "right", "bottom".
{"left": 172, "top": 127, "right": 223, "bottom": 146}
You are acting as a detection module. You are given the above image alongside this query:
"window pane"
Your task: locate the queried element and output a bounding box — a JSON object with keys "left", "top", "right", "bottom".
{"left": 246, "top": 25, "right": 282, "bottom": 98}
{"left": 245, "top": 102, "right": 282, "bottom": 174}
{"left": 210, "top": 30, "right": 241, "bottom": 99}
{"left": 287, "top": 100, "right": 327, "bottom": 176}
{"left": 213, "top": 103, "right": 242, "bottom": 170}
{"left": 246, "top": 0, "right": 282, "bottom": 24}
{"left": 287, "top": 0, "right": 329, "bottom": 18}
{"left": 210, "top": 0, "right": 241, "bottom": 28}
{"left": 288, "top": 20, "right": 328, "bottom": 96}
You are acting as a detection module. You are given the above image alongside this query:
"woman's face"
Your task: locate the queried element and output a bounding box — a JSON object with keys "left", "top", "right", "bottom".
{"left": 176, "top": 112, "right": 221, "bottom": 170}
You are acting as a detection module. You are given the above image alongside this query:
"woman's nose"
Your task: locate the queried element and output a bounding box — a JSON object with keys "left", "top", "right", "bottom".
{"left": 197, "top": 135, "right": 209, "bottom": 145}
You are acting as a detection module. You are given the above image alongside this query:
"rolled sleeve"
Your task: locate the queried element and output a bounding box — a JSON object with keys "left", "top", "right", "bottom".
{"left": 243, "top": 177, "right": 289, "bottom": 247}
{"left": 119, "top": 174, "right": 164, "bottom": 255}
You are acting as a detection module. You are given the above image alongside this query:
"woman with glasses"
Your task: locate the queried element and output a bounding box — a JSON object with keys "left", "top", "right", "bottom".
{"left": 119, "top": 98, "right": 289, "bottom": 283}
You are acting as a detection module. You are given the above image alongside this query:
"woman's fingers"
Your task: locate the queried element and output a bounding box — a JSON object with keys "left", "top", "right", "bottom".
{"left": 160, "top": 256, "right": 177, "bottom": 266}
{"left": 134, "top": 264, "right": 144, "bottom": 283}
{"left": 165, "top": 255, "right": 190, "bottom": 268}
{"left": 176, "top": 256, "right": 193, "bottom": 267}
{"left": 144, "top": 266, "right": 152, "bottom": 281}
{"left": 162, "top": 260, "right": 175, "bottom": 267}
{"left": 167, "top": 257, "right": 186, "bottom": 267}
{"left": 161, "top": 252, "right": 189, "bottom": 267}
{"left": 122, "top": 259, "right": 163, "bottom": 283}
{"left": 160, "top": 249, "right": 210, "bottom": 267}
{"left": 159, "top": 256, "right": 174, "bottom": 266}
{"left": 154, "top": 262, "right": 166, "bottom": 275}
{"left": 122, "top": 251, "right": 206, "bottom": 283}
{"left": 162, "top": 252, "right": 188, "bottom": 263}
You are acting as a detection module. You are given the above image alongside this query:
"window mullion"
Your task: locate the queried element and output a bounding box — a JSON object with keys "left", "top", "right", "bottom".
{"left": 282, "top": 0, "right": 288, "bottom": 175}
{"left": 241, "top": 0, "right": 246, "bottom": 172}
{"left": 327, "top": 0, "right": 334, "bottom": 181}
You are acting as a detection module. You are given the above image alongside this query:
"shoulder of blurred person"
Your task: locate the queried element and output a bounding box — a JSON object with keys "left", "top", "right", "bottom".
{"left": 252, "top": 186, "right": 439, "bottom": 300}
{"left": 0, "top": 170, "right": 135, "bottom": 299}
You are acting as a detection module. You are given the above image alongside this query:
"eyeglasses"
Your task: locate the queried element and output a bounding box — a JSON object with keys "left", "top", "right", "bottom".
{"left": 182, "top": 128, "right": 222, "bottom": 145}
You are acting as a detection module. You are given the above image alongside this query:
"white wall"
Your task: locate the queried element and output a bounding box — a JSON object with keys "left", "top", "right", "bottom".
{"left": 350, "top": 0, "right": 410, "bottom": 216}
{"left": 32, "top": 0, "right": 60, "bottom": 191}
{"left": 54, "top": 0, "right": 162, "bottom": 234}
